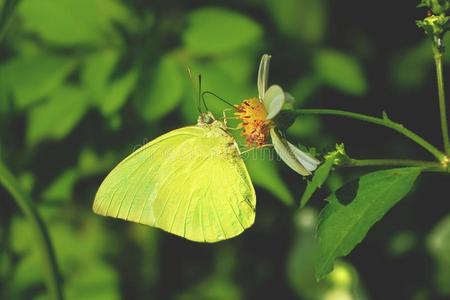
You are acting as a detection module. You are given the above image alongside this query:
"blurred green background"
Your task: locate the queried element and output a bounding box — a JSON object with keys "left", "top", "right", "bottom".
{"left": 1, "top": 0, "right": 449, "bottom": 299}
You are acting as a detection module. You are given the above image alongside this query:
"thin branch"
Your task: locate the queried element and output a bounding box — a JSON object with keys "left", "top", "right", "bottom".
{"left": 0, "top": 160, "right": 63, "bottom": 300}
{"left": 293, "top": 109, "right": 447, "bottom": 163}
{"left": 433, "top": 46, "right": 450, "bottom": 155}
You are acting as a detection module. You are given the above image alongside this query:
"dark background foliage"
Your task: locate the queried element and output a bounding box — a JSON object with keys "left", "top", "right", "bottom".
{"left": 0, "top": 0, "right": 449, "bottom": 299}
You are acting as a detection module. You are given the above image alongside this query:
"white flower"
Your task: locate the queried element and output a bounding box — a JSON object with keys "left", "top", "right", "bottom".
{"left": 236, "top": 54, "right": 320, "bottom": 176}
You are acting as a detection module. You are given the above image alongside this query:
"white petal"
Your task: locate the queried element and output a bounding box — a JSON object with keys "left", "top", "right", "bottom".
{"left": 270, "top": 129, "right": 314, "bottom": 176}
{"left": 264, "top": 85, "right": 285, "bottom": 119}
{"left": 258, "top": 54, "right": 271, "bottom": 99}
{"left": 287, "top": 141, "right": 320, "bottom": 172}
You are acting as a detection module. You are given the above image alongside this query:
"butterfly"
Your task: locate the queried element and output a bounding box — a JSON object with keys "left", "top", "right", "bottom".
{"left": 92, "top": 111, "right": 256, "bottom": 243}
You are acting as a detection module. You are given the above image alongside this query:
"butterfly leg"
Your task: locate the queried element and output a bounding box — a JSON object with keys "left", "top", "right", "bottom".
{"left": 221, "top": 109, "right": 243, "bottom": 130}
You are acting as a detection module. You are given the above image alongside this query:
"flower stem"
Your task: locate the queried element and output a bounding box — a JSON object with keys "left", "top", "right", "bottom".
{"left": 339, "top": 158, "right": 449, "bottom": 173}
{"left": 0, "top": 160, "right": 63, "bottom": 300}
{"left": 293, "top": 109, "right": 447, "bottom": 163}
{"left": 433, "top": 45, "right": 450, "bottom": 155}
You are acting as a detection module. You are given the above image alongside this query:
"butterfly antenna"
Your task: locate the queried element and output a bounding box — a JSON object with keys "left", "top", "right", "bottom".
{"left": 198, "top": 74, "right": 208, "bottom": 112}
{"left": 187, "top": 67, "right": 202, "bottom": 114}
{"left": 202, "top": 91, "right": 237, "bottom": 110}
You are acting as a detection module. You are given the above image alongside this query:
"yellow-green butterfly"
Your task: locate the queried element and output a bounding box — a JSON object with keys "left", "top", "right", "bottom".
{"left": 93, "top": 112, "right": 256, "bottom": 243}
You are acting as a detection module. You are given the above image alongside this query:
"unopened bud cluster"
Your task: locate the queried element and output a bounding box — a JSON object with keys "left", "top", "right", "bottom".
{"left": 417, "top": 0, "right": 450, "bottom": 51}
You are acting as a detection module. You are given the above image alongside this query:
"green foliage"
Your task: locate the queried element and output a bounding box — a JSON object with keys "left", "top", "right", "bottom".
{"left": 265, "top": 0, "right": 326, "bottom": 44}
{"left": 316, "top": 167, "right": 422, "bottom": 280}
{"left": 136, "top": 54, "right": 183, "bottom": 121}
{"left": 26, "top": 85, "right": 89, "bottom": 145}
{"left": 391, "top": 41, "right": 431, "bottom": 91}
{"left": 387, "top": 231, "right": 418, "bottom": 256}
{"left": 101, "top": 68, "right": 138, "bottom": 116}
{"left": 0, "top": 0, "right": 20, "bottom": 41}
{"left": 182, "top": 7, "right": 262, "bottom": 56}
{"left": 18, "top": 0, "right": 131, "bottom": 46}
{"left": 42, "top": 169, "right": 78, "bottom": 202}
{"left": 314, "top": 49, "right": 368, "bottom": 96}
{"left": 418, "top": 0, "right": 450, "bottom": 15}
{"left": 427, "top": 215, "right": 450, "bottom": 295}
{"left": 0, "top": 53, "right": 76, "bottom": 109}
{"left": 0, "top": 0, "right": 447, "bottom": 298}
{"left": 244, "top": 149, "right": 294, "bottom": 206}
{"left": 81, "top": 49, "right": 138, "bottom": 116}
{"left": 300, "top": 155, "right": 334, "bottom": 208}
{"left": 287, "top": 208, "right": 369, "bottom": 300}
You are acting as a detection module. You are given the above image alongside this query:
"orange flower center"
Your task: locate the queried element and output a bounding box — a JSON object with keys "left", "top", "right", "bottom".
{"left": 235, "top": 97, "right": 273, "bottom": 148}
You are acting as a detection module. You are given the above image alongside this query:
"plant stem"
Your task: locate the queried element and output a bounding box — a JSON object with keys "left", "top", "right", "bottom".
{"left": 340, "top": 158, "right": 449, "bottom": 172}
{"left": 433, "top": 45, "right": 450, "bottom": 155}
{"left": 293, "top": 109, "right": 447, "bottom": 163}
{"left": 0, "top": 160, "right": 63, "bottom": 300}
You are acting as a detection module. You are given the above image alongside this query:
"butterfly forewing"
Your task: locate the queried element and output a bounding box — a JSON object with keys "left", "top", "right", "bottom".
{"left": 93, "top": 123, "right": 256, "bottom": 242}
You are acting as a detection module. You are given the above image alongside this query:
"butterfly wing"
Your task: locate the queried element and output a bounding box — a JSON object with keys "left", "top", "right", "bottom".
{"left": 93, "top": 124, "right": 256, "bottom": 242}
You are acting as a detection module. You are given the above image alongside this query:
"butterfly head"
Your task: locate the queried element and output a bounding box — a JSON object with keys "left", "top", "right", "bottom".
{"left": 197, "top": 112, "right": 217, "bottom": 126}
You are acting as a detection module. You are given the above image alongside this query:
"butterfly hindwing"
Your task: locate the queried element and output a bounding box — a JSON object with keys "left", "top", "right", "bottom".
{"left": 93, "top": 123, "right": 256, "bottom": 242}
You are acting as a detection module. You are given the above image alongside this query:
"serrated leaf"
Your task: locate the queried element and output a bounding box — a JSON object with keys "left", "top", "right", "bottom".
{"left": 137, "top": 55, "right": 183, "bottom": 122}
{"left": 315, "top": 167, "right": 421, "bottom": 280}
{"left": 244, "top": 149, "right": 293, "bottom": 206}
{"left": 26, "top": 85, "right": 90, "bottom": 145}
{"left": 314, "top": 49, "right": 367, "bottom": 96}
{"left": 0, "top": 53, "right": 76, "bottom": 109}
{"left": 300, "top": 157, "right": 333, "bottom": 208}
{"left": 18, "top": 0, "right": 131, "bottom": 46}
{"left": 183, "top": 7, "right": 262, "bottom": 55}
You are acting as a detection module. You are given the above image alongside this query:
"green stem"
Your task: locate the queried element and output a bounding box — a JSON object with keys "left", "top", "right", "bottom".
{"left": 340, "top": 158, "right": 449, "bottom": 172}
{"left": 293, "top": 109, "right": 447, "bottom": 163}
{"left": 433, "top": 45, "right": 450, "bottom": 155}
{"left": 0, "top": 160, "right": 63, "bottom": 300}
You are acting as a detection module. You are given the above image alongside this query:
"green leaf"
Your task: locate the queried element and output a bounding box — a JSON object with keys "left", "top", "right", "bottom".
{"left": 42, "top": 169, "right": 79, "bottom": 202}
{"left": 314, "top": 49, "right": 367, "bottom": 96}
{"left": 387, "top": 231, "right": 417, "bottom": 256}
{"left": 183, "top": 7, "right": 262, "bottom": 55}
{"left": 137, "top": 55, "right": 183, "bottom": 122}
{"left": 82, "top": 49, "right": 121, "bottom": 104}
{"left": 390, "top": 41, "right": 431, "bottom": 91}
{"left": 26, "top": 85, "right": 90, "bottom": 145}
{"left": 77, "top": 148, "right": 117, "bottom": 177}
{"left": 81, "top": 49, "right": 137, "bottom": 116}
{"left": 427, "top": 214, "right": 450, "bottom": 295}
{"left": 0, "top": 0, "right": 20, "bottom": 41}
{"left": 244, "top": 149, "right": 293, "bottom": 206}
{"left": 99, "top": 68, "right": 138, "bottom": 116}
{"left": 66, "top": 262, "right": 120, "bottom": 300}
{"left": 315, "top": 167, "right": 421, "bottom": 280}
{"left": 300, "top": 156, "right": 333, "bottom": 208}
{"left": 18, "top": 0, "right": 131, "bottom": 46}
{"left": 266, "top": 0, "right": 326, "bottom": 44}
{"left": 0, "top": 53, "right": 76, "bottom": 109}
{"left": 287, "top": 209, "right": 369, "bottom": 300}
{"left": 290, "top": 75, "right": 321, "bottom": 105}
